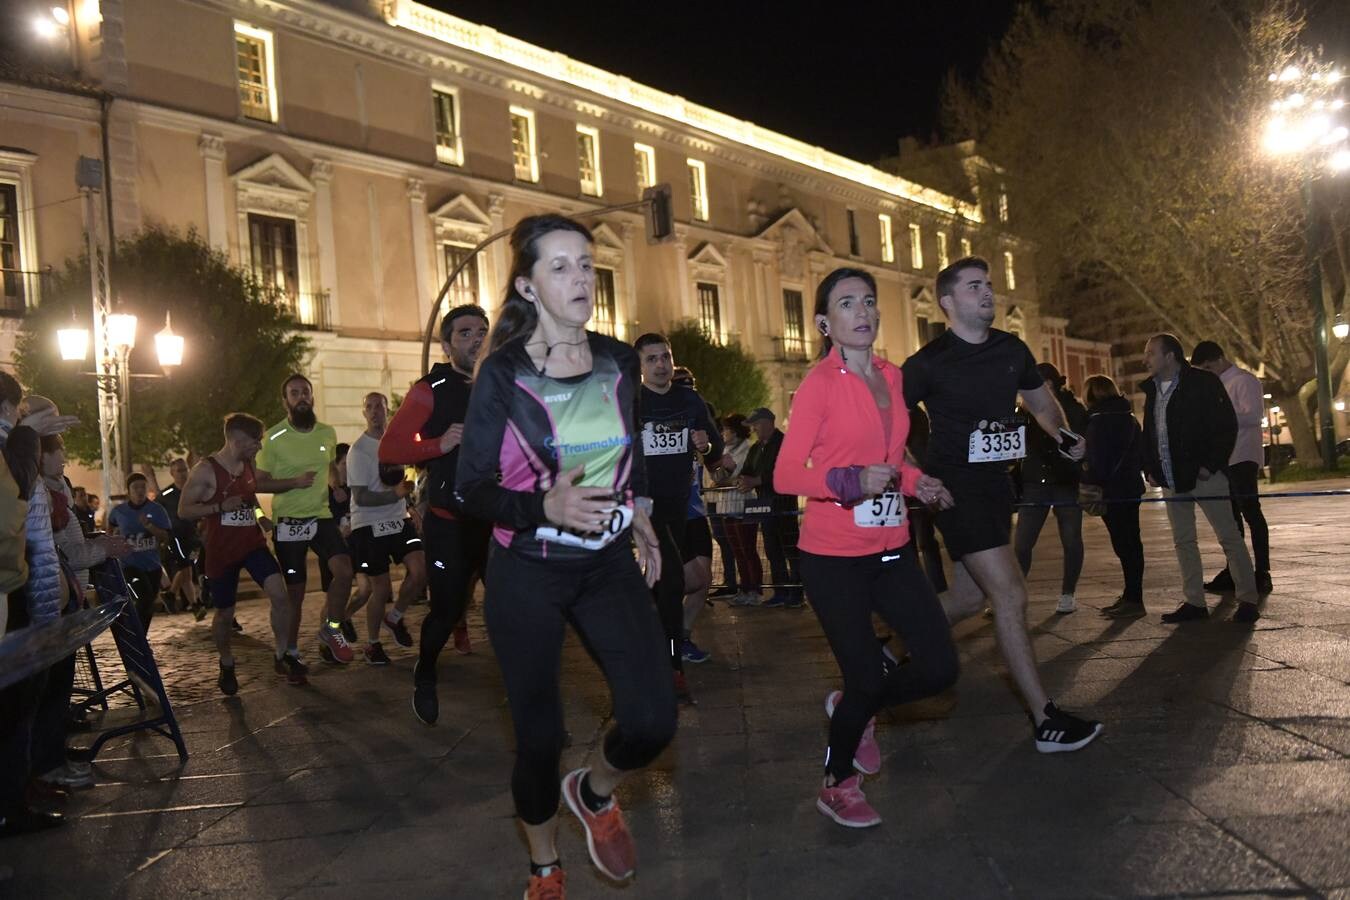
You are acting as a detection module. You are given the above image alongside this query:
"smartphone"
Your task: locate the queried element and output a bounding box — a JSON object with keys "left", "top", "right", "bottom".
{"left": 1057, "top": 427, "right": 1082, "bottom": 458}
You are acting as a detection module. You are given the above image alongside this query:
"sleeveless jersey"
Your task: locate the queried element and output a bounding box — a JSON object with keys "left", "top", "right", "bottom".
{"left": 202, "top": 456, "right": 266, "bottom": 576}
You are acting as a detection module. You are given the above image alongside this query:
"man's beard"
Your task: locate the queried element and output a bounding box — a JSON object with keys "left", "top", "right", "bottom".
{"left": 289, "top": 403, "right": 317, "bottom": 429}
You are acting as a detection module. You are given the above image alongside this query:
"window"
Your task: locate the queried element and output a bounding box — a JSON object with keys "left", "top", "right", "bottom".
{"left": 634, "top": 143, "right": 656, "bottom": 192}
{"left": 1004, "top": 250, "right": 1017, "bottom": 290}
{"left": 878, "top": 214, "right": 895, "bottom": 263}
{"left": 915, "top": 315, "right": 946, "bottom": 346}
{"left": 234, "top": 23, "right": 277, "bottom": 122}
{"left": 696, "top": 281, "right": 720, "bottom": 340}
{"left": 960, "top": 237, "right": 972, "bottom": 257}
{"left": 908, "top": 223, "right": 923, "bottom": 269}
{"left": 432, "top": 87, "right": 462, "bottom": 165}
{"left": 846, "top": 209, "right": 861, "bottom": 257}
{"left": 0, "top": 184, "right": 26, "bottom": 313}
{"left": 509, "top": 106, "right": 538, "bottom": 182}
{"left": 593, "top": 266, "right": 618, "bottom": 336}
{"left": 998, "top": 187, "right": 1009, "bottom": 223}
{"left": 442, "top": 243, "right": 479, "bottom": 310}
{"left": 936, "top": 231, "right": 949, "bottom": 269}
{"left": 782, "top": 288, "right": 805, "bottom": 358}
{"left": 576, "top": 125, "right": 602, "bottom": 197}
{"left": 248, "top": 213, "right": 299, "bottom": 298}
{"left": 687, "top": 159, "right": 708, "bottom": 222}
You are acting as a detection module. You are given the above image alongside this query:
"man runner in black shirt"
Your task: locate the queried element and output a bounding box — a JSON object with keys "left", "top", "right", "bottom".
{"left": 902, "top": 257, "right": 1102, "bottom": 753}
{"left": 635, "top": 333, "right": 729, "bottom": 704}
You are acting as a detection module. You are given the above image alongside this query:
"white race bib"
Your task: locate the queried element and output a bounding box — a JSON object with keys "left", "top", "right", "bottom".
{"left": 220, "top": 508, "right": 257, "bottom": 527}
{"left": 277, "top": 518, "right": 318, "bottom": 542}
{"left": 967, "top": 426, "right": 1026, "bottom": 463}
{"left": 536, "top": 504, "right": 634, "bottom": 551}
{"left": 643, "top": 425, "right": 688, "bottom": 457}
{"left": 853, "top": 492, "right": 906, "bottom": 528}
{"left": 129, "top": 534, "right": 158, "bottom": 553}
{"left": 372, "top": 518, "right": 405, "bottom": 538}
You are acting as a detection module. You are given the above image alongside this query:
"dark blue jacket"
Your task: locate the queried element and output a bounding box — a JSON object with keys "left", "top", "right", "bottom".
{"left": 1081, "top": 394, "right": 1144, "bottom": 500}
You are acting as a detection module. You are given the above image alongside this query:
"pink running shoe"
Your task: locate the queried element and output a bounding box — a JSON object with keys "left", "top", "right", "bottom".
{"left": 825, "top": 690, "right": 881, "bottom": 775}
{"left": 816, "top": 774, "right": 882, "bottom": 828}
{"left": 560, "top": 768, "right": 636, "bottom": 881}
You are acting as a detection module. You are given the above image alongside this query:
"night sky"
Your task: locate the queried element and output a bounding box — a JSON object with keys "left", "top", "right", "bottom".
{"left": 424, "top": 1, "right": 1018, "bottom": 164}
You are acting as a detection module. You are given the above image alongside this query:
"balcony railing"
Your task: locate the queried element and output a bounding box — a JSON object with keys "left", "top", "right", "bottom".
{"left": 773, "top": 334, "right": 810, "bottom": 362}
{"left": 272, "top": 289, "right": 333, "bottom": 331}
{"left": 0, "top": 267, "right": 52, "bottom": 316}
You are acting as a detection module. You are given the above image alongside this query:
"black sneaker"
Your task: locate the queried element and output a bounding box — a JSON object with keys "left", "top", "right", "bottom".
{"left": 383, "top": 613, "right": 414, "bottom": 648}
{"left": 217, "top": 663, "right": 239, "bottom": 696}
{"left": 281, "top": 654, "right": 308, "bottom": 686}
{"left": 1034, "top": 702, "right": 1103, "bottom": 753}
{"left": 1161, "top": 602, "right": 1209, "bottom": 624}
{"left": 365, "top": 642, "right": 391, "bottom": 666}
{"left": 1232, "top": 601, "right": 1261, "bottom": 624}
{"left": 709, "top": 586, "right": 737, "bottom": 599}
{"left": 1256, "top": 571, "right": 1273, "bottom": 595}
{"left": 1204, "top": 569, "right": 1235, "bottom": 594}
{"left": 412, "top": 660, "right": 438, "bottom": 725}
{"left": 231, "top": 619, "right": 244, "bottom": 633}
{"left": 340, "top": 619, "right": 358, "bottom": 643}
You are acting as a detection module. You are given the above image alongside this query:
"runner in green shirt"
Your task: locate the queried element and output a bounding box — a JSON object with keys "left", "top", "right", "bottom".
{"left": 256, "top": 374, "right": 356, "bottom": 664}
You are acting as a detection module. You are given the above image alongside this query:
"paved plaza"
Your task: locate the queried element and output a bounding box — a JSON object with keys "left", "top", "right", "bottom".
{"left": 3, "top": 482, "right": 1350, "bottom": 898}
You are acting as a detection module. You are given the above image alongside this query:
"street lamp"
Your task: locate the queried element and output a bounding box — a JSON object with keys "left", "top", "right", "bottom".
{"left": 1262, "top": 56, "right": 1348, "bottom": 472}
{"left": 1334, "top": 312, "right": 1349, "bottom": 341}
{"left": 155, "top": 313, "right": 184, "bottom": 367}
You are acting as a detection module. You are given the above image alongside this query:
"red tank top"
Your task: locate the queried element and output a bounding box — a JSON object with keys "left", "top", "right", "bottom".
{"left": 202, "top": 456, "right": 266, "bottom": 576}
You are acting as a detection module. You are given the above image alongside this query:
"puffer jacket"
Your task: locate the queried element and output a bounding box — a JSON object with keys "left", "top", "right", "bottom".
{"left": 45, "top": 476, "right": 107, "bottom": 591}
{"left": 23, "top": 480, "right": 62, "bottom": 625}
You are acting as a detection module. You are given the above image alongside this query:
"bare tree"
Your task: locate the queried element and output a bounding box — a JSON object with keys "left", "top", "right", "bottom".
{"left": 948, "top": 0, "right": 1349, "bottom": 463}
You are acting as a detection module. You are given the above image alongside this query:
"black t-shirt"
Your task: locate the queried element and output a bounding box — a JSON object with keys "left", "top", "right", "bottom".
{"left": 637, "top": 384, "right": 724, "bottom": 501}
{"left": 901, "top": 328, "right": 1042, "bottom": 480}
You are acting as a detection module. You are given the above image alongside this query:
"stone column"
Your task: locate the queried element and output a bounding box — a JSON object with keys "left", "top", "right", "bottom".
{"left": 407, "top": 178, "right": 433, "bottom": 329}
{"left": 198, "top": 134, "right": 228, "bottom": 253}
{"left": 311, "top": 159, "right": 340, "bottom": 327}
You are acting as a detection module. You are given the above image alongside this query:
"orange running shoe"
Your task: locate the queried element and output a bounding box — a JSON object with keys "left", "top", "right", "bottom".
{"left": 560, "top": 768, "right": 636, "bottom": 881}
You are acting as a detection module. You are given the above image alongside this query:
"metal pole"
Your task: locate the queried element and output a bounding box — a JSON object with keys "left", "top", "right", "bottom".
{"left": 418, "top": 198, "right": 655, "bottom": 375}
{"left": 119, "top": 346, "right": 132, "bottom": 478}
{"left": 82, "top": 185, "right": 118, "bottom": 506}
{"left": 1303, "top": 179, "right": 1337, "bottom": 471}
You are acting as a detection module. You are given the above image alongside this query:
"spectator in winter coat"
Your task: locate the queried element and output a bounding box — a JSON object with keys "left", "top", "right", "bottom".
{"left": 1080, "top": 376, "right": 1146, "bottom": 618}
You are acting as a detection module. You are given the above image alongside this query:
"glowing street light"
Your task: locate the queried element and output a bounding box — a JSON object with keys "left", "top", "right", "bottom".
{"left": 57, "top": 325, "right": 89, "bottom": 361}
{"left": 107, "top": 313, "right": 137, "bottom": 350}
{"left": 154, "top": 312, "right": 184, "bottom": 367}
{"left": 1334, "top": 313, "right": 1349, "bottom": 341}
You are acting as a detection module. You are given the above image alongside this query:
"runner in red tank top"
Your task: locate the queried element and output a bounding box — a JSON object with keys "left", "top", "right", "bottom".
{"left": 179, "top": 413, "right": 305, "bottom": 693}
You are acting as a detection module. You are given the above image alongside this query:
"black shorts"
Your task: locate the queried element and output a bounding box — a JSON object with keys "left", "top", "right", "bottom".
{"left": 273, "top": 517, "right": 350, "bottom": 586}
{"left": 349, "top": 518, "right": 423, "bottom": 577}
{"left": 681, "top": 516, "right": 713, "bottom": 563}
{"left": 932, "top": 473, "right": 1015, "bottom": 562}
{"left": 207, "top": 547, "right": 281, "bottom": 609}
{"left": 164, "top": 531, "right": 201, "bottom": 576}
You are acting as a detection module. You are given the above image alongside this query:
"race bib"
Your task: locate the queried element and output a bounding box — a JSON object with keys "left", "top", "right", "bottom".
{"left": 372, "top": 518, "right": 405, "bottom": 538}
{"left": 968, "top": 426, "right": 1026, "bottom": 463}
{"left": 220, "top": 508, "right": 257, "bottom": 527}
{"left": 129, "top": 534, "right": 158, "bottom": 552}
{"left": 643, "top": 425, "right": 688, "bottom": 456}
{"left": 277, "top": 518, "right": 318, "bottom": 542}
{"left": 535, "top": 504, "right": 634, "bottom": 551}
{"left": 853, "top": 492, "right": 906, "bottom": 528}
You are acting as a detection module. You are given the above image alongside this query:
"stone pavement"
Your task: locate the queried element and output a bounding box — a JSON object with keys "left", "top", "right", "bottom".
{"left": 3, "top": 482, "right": 1350, "bottom": 898}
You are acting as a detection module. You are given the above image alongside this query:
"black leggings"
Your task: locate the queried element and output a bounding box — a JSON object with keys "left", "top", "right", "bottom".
{"left": 651, "top": 499, "right": 687, "bottom": 673}
{"left": 1102, "top": 502, "right": 1145, "bottom": 603}
{"left": 485, "top": 539, "right": 678, "bottom": 825}
{"left": 416, "top": 513, "right": 490, "bottom": 684}
{"left": 801, "top": 544, "right": 959, "bottom": 784}
{"left": 124, "top": 566, "right": 163, "bottom": 635}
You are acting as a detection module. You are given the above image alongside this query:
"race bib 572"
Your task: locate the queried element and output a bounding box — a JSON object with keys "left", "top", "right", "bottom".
{"left": 853, "top": 492, "right": 906, "bottom": 528}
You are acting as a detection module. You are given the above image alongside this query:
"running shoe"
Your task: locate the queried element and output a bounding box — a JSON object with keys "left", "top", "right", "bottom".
{"left": 280, "top": 654, "right": 309, "bottom": 686}
{"left": 1161, "top": 602, "right": 1209, "bottom": 624}
{"left": 524, "top": 866, "right": 566, "bottom": 900}
{"left": 318, "top": 623, "right": 355, "bottom": 663}
{"left": 825, "top": 690, "right": 881, "bottom": 775}
{"left": 365, "top": 642, "right": 391, "bottom": 666}
{"left": 339, "top": 619, "right": 358, "bottom": 643}
{"left": 708, "top": 585, "right": 738, "bottom": 599}
{"left": 192, "top": 604, "right": 207, "bottom": 622}
{"left": 1055, "top": 593, "right": 1077, "bottom": 614}
{"left": 816, "top": 774, "right": 881, "bottom": 828}
{"left": 453, "top": 623, "right": 473, "bottom": 655}
{"left": 1232, "top": 601, "right": 1261, "bottom": 624}
{"left": 674, "top": 671, "right": 696, "bottom": 705}
{"left": 730, "top": 592, "right": 762, "bottom": 607}
{"left": 560, "top": 768, "right": 636, "bottom": 881}
{"left": 680, "top": 638, "right": 710, "bottom": 664}
{"left": 761, "top": 594, "right": 790, "bottom": 608}
{"left": 413, "top": 659, "right": 438, "bottom": 725}
{"left": 40, "top": 762, "right": 94, "bottom": 789}
{"left": 218, "top": 662, "right": 239, "bottom": 696}
{"left": 231, "top": 618, "right": 244, "bottom": 633}
{"left": 384, "top": 612, "right": 413, "bottom": 648}
{"left": 1034, "top": 702, "right": 1103, "bottom": 753}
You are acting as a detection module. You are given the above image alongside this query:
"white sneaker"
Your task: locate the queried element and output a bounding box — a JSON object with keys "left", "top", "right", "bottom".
{"left": 732, "top": 592, "right": 761, "bottom": 607}
{"left": 1055, "top": 594, "right": 1077, "bottom": 614}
